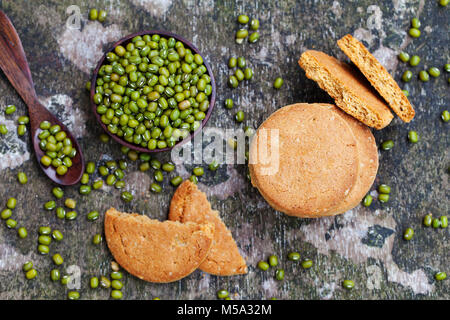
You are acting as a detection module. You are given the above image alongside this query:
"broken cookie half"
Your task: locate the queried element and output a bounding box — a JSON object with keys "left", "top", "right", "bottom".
{"left": 169, "top": 181, "right": 248, "bottom": 276}
{"left": 104, "top": 208, "right": 214, "bottom": 283}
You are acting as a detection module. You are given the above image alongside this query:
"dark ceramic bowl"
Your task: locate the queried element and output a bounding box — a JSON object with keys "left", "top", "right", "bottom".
{"left": 90, "top": 30, "right": 216, "bottom": 153}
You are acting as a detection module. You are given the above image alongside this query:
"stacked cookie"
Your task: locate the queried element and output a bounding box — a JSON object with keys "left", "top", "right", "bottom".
{"left": 299, "top": 34, "right": 415, "bottom": 129}
{"left": 249, "top": 103, "right": 378, "bottom": 218}
{"left": 250, "top": 35, "right": 413, "bottom": 217}
{"left": 104, "top": 181, "right": 247, "bottom": 283}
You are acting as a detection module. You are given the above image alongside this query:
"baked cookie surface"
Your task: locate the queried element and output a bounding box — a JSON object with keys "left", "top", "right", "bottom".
{"left": 299, "top": 50, "right": 393, "bottom": 129}
{"left": 104, "top": 208, "right": 214, "bottom": 283}
{"left": 337, "top": 34, "right": 414, "bottom": 122}
{"left": 249, "top": 103, "right": 359, "bottom": 218}
{"left": 169, "top": 181, "right": 248, "bottom": 276}
{"left": 325, "top": 108, "right": 379, "bottom": 215}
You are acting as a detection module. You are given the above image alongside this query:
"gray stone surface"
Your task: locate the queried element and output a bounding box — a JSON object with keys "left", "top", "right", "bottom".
{"left": 0, "top": 0, "right": 448, "bottom": 300}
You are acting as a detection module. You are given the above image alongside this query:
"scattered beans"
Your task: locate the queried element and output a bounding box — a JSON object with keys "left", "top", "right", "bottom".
{"left": 50, "top": 269, "right": 61, "bottom": 281}
{"left": 423, "top": 214, "right": 433, "bottom": 227}
{"left": 250, "top": 18, "right": 260, "bottom": 30}
{"left": 217, "top": 289, "right": 229, "bottom": 299}
{"left": 268, "top": 255, "right": 278, "bottom": 267}
{"left": 5, "top": 105, "right": 16, "bottom": 115}
{"left": 378, "top": 184, "right": 391, "bottom": 194}
{"left": 403, "top": 228, "right": 414, "bottom": 240}
{"left": 398, "top": 52, "right": 410, "bottom": 62}
{"left": 257, "top": 261, "right": 269, "bottom": 271}
{"left": 275, "top": 269, "right": 285, "bottom": 281}
{"left": 428, "top": 67, "right": 441, "bottom": 78}
{"left": 25, "top": 269, "right": 37, "bottom": 280}
{"left": 409, "top": 55, "right": 420, "bottom": 67}
{"left": 362, "top": 195, "right": 373, "bottom": 207}
{"left": 17, "top": 172, "right": 28, "bottom": 184}
{"left": 0, "top": 124, "right": 7, "bottom": 135}
{"left": 111, "top": 290, "right": 123, "bottom": 299}
{"left": 402, "top": 70, "right": 412, "bottom": 82}
{"left": 7, "top": 197, "right": 17, "bottom": 209}
{"left": 65, "top": 211, "right": 78, "bottom": 220}
{"left": 90, "top": 276, "right": 99, "bottom": 288}
{"left": 121, "top": 191, "right": 133, "bottom": 202}
{"left": 52, "top": 230, "right": 63, "bottom": 241}
{"left": 408, "top": 28, "right": 421, "bottom": 38}
{"left": 435, "top": 272, "right": 447, "bottom": 281}
{"left": 92, "top": 234, "right": 102, "bottom": 245}
{"left": 301, "top": 259, "right": 313, "bottom": 269}
{"left": 342, "top": 279, "right": 355, "bottom": 290}
{"left": 273, "top": 77, "right": 284, "bottom": 89}
{"left": 52, "top": 253, "right": 64, "bottom": 265}
{"left": 65, "top": 198, "right": 76, "bottom": 209}
{"left": 67, "top": 291, "right": 80, "bottom": 300}
{"left": 22, "top": 261, "right": 33, "bottom": 272}
{"left": 440, "top": 216, "right": 448, "bottom": 228}
{"left": 170, "top": 176, "right": 183, "bottom": 187}
{"left": 288, "top": 252, "right": 301, "bottom": 261}
{"left": 237, "top": 14, "right": 249, "bottom": 24}
{"left": 89, "top": 9, "right": 98, "bottom": 20}
{"left": 381, "top": 140, "right": 394, "bottom": 150}
{"left": 419, "top": 70, "right": 429, "bottom": 82}
{"left": 6, "top": 219, "right": 17, "bottom": 229}
{"left": 17, "top": 227, "right": 28, "bottom": 239}
{"left": 411, "top": 18, "right": 421, "bottom": 29}
{"left": 432, "top": 218, "right": 441, "bottom": 229}
{"left": 208, "top": 160, "right": 219, "bottom": 171}
{"left": 408, "top": 130, "right": 419, "bottom": 143}
{"left": 378, "top": 194, "right": 389, "bottom": 203}
{"left": 87, "top": 211, "right": 100, "bottom": 221}
{"left": 52, "top": 187, "right": 64, "bottom": 199}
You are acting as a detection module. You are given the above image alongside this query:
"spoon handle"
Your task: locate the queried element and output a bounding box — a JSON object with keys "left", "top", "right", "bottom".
{"left": 0, "top": 10, "right": 38, "bottom": 107}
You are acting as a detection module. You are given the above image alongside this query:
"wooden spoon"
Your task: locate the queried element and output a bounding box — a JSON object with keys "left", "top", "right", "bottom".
{"left": 0, "top": 10, "right": 84, "bottom": 185}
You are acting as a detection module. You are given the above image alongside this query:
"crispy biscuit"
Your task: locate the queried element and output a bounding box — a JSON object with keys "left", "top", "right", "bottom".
{"left": 248, "top": 103, "right": 359, "bottom": 218}
{"left": 337, "top": 34, "right": 415, "bottom": 122}
{"left": 169, "top": 181, "right": 247, "bottom": 276}
{"left": 299, "top": 50, "right": 393, "bottom": 129}
{"left": 104, "top": 208, "right": 214, "bottom": 283}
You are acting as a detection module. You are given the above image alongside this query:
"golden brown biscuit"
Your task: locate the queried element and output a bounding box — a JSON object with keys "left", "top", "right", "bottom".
{"left": 104, "top": 208, "right": 214, "bottom": 283}
{"left": 298, "top": 50, "right": 393, "bottom": 129}
{"left": 248, "top": 103, "right": 359, "bottom": 218}
{"left": 324, "top": 108, "right": 379, "bottom": 215}
{"left": 169, "top": 181, "right": 247, "bottom": 276}
{"left": 337, "top": 34, "right": 415, "bottom": 122}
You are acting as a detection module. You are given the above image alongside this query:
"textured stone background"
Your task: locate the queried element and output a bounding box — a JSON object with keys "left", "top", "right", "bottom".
{"left": 0, "top": 0, "right": 448, "bottom": 300}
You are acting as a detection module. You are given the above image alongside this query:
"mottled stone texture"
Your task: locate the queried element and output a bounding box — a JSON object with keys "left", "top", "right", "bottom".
{"left": 0, "top": 0, "right": 448, "bottom": 300}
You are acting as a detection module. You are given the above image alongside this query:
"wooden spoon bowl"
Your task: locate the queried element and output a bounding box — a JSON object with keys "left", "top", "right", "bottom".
{"left": 0, "top": 10, "right": 84, "bottom": 185}
{"left": 90, "top": 30, "right": 216, "bottom": 153}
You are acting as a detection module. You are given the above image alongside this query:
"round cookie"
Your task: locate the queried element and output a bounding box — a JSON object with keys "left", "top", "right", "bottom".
{"left": 104, "top": 208, "right": 214, "bottom": 283}
{"left": 169, "top": 181, "right": 248, "bottom": 276}
{"left": 249, "top": 103, "right": 359, "bottom": 218}
{"left": 324, "top": 109, "right": 378, "bottom": 215}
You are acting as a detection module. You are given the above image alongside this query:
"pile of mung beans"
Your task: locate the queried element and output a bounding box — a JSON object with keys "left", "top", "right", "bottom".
{"left": 93, "top": 34, "right": 213, "bottom": 150}
{"left": 38, "top": 121, "right": 77, "bottom": 175}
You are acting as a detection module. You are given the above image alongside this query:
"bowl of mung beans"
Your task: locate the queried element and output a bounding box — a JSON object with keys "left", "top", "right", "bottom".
{"left": 90, "top": 30, "right": 216, "bottom": 153}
